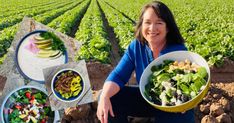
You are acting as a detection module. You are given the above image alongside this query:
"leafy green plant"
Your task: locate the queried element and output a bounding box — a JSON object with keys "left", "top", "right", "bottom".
{"left": 75, "top": 0, "right": 111, "bottom": 63}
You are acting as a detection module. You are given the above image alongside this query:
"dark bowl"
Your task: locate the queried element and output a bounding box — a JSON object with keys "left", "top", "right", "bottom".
{"left": 51, "top": 68, "right": 85, "bottom": 102}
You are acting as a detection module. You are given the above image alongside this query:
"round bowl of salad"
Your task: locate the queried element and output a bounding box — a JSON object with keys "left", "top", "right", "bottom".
{"left": 139, "top": 51, "right": 210, "bottom": 112}
{"left": 0, "top": 85, "right": 57, "bottom": 123}
{"left": 51, "top": 68, "right": 85, "bottom": 102}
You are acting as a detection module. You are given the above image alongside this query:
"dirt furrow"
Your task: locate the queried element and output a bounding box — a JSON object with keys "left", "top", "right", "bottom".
{"left": 97, "top": 0, "right": 121, "bottom": 66}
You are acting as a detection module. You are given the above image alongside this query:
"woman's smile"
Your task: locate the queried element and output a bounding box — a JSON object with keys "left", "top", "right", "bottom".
{"left": 148, "top": 32, "right": 159, "bottom": 37}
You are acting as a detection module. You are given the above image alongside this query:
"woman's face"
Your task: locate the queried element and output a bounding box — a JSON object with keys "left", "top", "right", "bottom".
{"left": 142, "top": 7, "right": 167, "bottom": 45}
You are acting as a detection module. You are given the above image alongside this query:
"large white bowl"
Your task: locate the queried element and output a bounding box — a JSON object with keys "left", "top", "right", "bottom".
{"left": 15, "top": 30, "right": 68, "bottom": 83}
{"left": 0, "top": 85, "right": 60, "bottom": 123}
{"left": 139, "top": 51, "right": 210, "bottom": 112}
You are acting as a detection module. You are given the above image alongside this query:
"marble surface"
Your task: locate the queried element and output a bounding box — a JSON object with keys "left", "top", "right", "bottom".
{"left": 0, "top": 75, "right": 7, "bottom": 96}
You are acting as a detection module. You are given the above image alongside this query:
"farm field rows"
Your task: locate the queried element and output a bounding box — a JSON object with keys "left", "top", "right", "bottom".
{"left": 0, "top": 0, "right": 233, "bottom": 66}
{"left": 0, "top": 0, "right": 234, "bottom": 123}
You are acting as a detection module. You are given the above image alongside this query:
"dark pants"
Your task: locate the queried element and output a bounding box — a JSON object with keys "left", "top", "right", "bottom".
{"left": 108, "top": 86, "right": 195, "bottom": 123}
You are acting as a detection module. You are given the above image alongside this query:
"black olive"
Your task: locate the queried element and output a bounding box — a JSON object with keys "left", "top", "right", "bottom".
{"left": 170, "top": 80, "right": 176, "bottom": 87}
{"left": 162, "top": 86, "right": 165, "bottom": 91}
{"left": 181, "top": 94, "right": 189, "bottom": 103}
{"left": 172, "top": 91, "right": 178, "bottom": 98}
{"left": 166, "top": 102, "right": 176, "bottom": 106}
{"left": 177, "top": 94, "right": 182, "bottom": 100}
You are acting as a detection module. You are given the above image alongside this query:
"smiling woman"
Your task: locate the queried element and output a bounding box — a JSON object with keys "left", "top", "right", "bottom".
{"left": 141, "top": 7, "right": 167, "bottom": 58}
{"left": 97, "top": 1, "right": 195, "bottom": 123}
{"left": 134, "top": 1, "right": 185, "bottom": 58}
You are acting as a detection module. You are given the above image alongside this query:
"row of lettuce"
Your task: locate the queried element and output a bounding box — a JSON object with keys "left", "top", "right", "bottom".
{"left": 0, "top": 0, "right": 75, "bottom": 30}
{"left": 47, "top": 0, "right": 90, "bottom": 35}
{"left": 166, "top": 0, "right": 234, "bottom": 67}
{"left": 0, "top": 0, "right": 89, "bottom": 63}
{"left": 0, "top": 0, "right": 63, "bottom": 13}
{"left": 101, "top": 0, "right": 234, "bottom": 66}
{"left": 75, "top": 0, "right": 111, "bottom": 63}
{"left": 1, "top": 0, "right": 234, "bottom": 66}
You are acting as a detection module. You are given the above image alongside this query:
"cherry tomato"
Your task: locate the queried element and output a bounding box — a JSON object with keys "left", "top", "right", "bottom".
{"left": 25, "top": 92, "right": 31, "bottom": 99}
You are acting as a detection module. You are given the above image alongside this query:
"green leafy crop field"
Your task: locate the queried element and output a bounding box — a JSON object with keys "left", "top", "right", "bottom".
{"left": 0, "top": 0, "right": 233, "bottom": 66}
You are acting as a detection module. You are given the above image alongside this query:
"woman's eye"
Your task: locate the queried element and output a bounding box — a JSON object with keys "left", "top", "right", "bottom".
{"left": 144, "top": 21, "right": 151, "bottom": 24}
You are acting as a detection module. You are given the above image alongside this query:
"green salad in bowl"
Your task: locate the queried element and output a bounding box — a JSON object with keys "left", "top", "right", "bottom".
{"left": 1, "top": 86, "right": 55, "bottom": 123}
{"left": 145, "top": 59, "right": 207, "bottom": 106}
{"left": 139, "top": 51, "right": 210, "bottom": 112}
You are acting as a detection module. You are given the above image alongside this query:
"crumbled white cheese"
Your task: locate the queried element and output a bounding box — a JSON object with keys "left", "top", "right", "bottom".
{"left": 160, "top": 91, "right": 167, "bottom": 106}
{"left": 161, "top": 81, "right": 172, "bottom": 91}
{"left": 200, "top": 85, "right": 206, "bottom": 91}
{"left": 170, "top": 97, "right": 176, "bottom": 103}
{"left": 175, "top": 99, "right": 182, "bottom": 105}
{"left": 190, "top": 91, "right": 196, "bottom": 98}
{"left": 177, "top": 90, "right": 182, "bottom": 95}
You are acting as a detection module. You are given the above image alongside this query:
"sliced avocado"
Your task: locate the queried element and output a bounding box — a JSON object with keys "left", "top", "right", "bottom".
{"left": 34, "top": 39, "right": 52, "bottom": 45}
{"left": 36, "top": 42, "right": 51, "bottom": 49}
{"left": 50, "top": 51, "right": 62, "bottom": 59}
{"left": 38, "top": 49, "right": 52, "bottom": 54}
{"left": 49, "top": 50, "right": 60, "bottom": 57}
{"left": 37, "top": 53, "right": 51, "bottom": 58}
{"left": 37, "top": 50, "right": 62, "bottom": 59}
{"left": 34, "top": 35, "right": 45, "bottom": 41}
{"left": 43, "top": 47, "right": 52, "bottom": 50}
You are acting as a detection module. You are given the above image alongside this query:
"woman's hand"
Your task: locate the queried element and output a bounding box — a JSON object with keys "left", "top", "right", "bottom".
{"left": 96, "top": 81, "right": 120, "bottom": 123}
{"left": 97, "top": 96, "right": 115, "bottom": 123}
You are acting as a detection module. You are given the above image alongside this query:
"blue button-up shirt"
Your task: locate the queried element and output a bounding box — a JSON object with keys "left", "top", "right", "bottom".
{"left": 106, "top": 39, "right": 187, "bottom": 88}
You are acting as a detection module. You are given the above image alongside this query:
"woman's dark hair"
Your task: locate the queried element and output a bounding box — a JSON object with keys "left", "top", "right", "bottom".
{"left": 134, "top": 1, "right": 185, "bottom": 45}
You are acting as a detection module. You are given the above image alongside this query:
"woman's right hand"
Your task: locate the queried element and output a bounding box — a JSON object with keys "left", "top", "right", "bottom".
{"left": 97, "top": 95, "right": 115, "bottom": 123}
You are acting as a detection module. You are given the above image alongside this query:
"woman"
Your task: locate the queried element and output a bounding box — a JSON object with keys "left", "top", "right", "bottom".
{"left": 97, "top": 1, "right": 195, "bottom": 123}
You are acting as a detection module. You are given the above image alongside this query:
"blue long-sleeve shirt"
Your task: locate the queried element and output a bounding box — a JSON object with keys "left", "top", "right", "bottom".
{"left": 106, "top": 39, "right": 187, "bottom": 88}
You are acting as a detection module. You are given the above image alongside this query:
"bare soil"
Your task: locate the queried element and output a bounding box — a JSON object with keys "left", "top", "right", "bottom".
{"left": 195, "top": 82, "right": 234, "bottom": 123}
